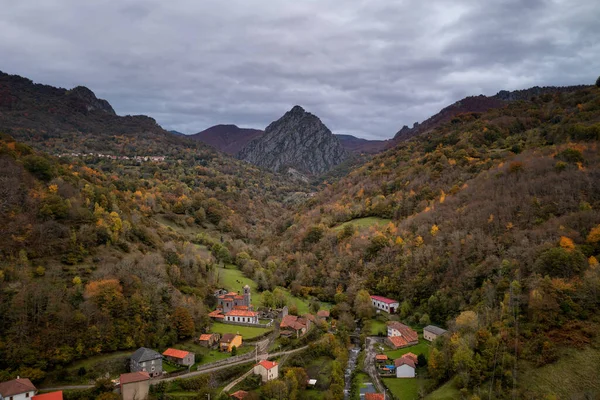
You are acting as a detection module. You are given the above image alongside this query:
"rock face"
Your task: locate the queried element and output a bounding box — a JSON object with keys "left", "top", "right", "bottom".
{"left": 68, "top": 86, "right": 116, "bottom": 115}
{"left": 238, "top": 106, "right": 347, "bottom": 175}
{"left": 190, "top": 124, "right": 264, "bottom": 155}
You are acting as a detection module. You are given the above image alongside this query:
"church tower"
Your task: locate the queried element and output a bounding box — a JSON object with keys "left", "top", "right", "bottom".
{"left": 243, "top": 285, "right": 251, "bottom": 308}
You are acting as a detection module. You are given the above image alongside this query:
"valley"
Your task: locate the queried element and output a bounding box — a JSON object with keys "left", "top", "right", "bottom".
{"left": 1, "top": 70, "right": 600, "bottom": 400}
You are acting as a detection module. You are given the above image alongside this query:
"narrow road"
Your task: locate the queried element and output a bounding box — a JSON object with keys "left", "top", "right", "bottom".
{"left": 40, "top": 342, "right": 311, "bottom": 391}
{"left": 364, "top": 337, "right": 388, "bottom": 395}
{"left": 222, "top": 368, "right": 254, "bottom": 393}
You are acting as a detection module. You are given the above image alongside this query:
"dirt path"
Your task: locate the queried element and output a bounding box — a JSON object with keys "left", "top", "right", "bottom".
{"left": 364, "top": 337, "right": 389, "bottom": 395}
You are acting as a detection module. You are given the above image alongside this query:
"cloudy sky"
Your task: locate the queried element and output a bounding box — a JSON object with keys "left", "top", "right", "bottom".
{"left": 1, "top": 0, "right": 599, "bottom": 139}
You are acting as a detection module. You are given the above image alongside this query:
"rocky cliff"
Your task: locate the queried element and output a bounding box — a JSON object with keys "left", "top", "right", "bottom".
{"left": 237, "top": 105, "right": 348, "bottom": 175}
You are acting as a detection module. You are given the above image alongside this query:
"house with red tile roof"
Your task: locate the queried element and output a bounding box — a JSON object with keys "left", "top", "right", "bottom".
{"left": 371, "top": 295, "right": 399, "bottom": 313}
{"left": 230, "top": 390, "right": 248, "bottom": 399}
{"left": 0, "top": 378, "right": 37, "bottom": 400}
{"left": 375, "top": 354, "right": 388, "bottom": 363}
{"left": 386, "top": 322, "right": 418, "bottom": 349}
{"left": 119, "top": 372, "right": 150, "bottom": 400}
{"left": 253, "top": 360, "right": 278, "bottom": 383}
{"left": 198, "top": 333, "right": 220, "bottom": 347}
{"left": 394, "top": 355, "right": 416, "bottom": 378}
{"left": 32, "top": 391, "right": 63, "bottom": 400}
{"left": 280, "top": 315, "right": 310, "bottom": 338}
{"left": 224, "top": 309, "right": 259, "bottom": 324}
{"left": 162, "top": 348, "right": 195, "bottom": 366}
{"left": 317, "top": 310, "right": 330, "bottom": 319}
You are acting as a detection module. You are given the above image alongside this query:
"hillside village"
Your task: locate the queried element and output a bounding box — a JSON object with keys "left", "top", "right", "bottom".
{"left": 0, "top": 279, "right": 448, "bottom": 400}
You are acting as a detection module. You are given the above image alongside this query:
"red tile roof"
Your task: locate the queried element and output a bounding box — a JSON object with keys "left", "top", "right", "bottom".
{"left": 404, "top": 352, "right": 418, "bottom": 364}
{"left": 280, "top": 315, "right": 307, "bottom": 331}
{"left": 0, "top": 378, "right": 36, "bottom": 397}
{"left": 225, "top": 309, "right": 257, "bottom": 317}
{"left": 162, "top": 348, "right": 190, "bottom": 359}
{"left": 375, "top": 354, "right": 388, "bottom": 361}
{"left": 33, "top": 391, "right": 63, "bottom": 400}
{"left": 387, "top": 322, "right": 418, "bottom": 343}
{"left": 199, "top": 334, "right": 215, "bottom": 341}
{"left": 208, "top": 310, "right": 225, "bottom": 319}
{"left": 371, "top": 295, "right": 398, "bottom": 304}
{"left": 317, "top": 310, "right": 330, "bottom": 318}
{"left": 365, "top": 394, "right": 385, "bottom": 400}
{"left": 388, "top": 335, "right": 409, "bottom": 348}
{"left": 120, "top": 371, "right": 150, "bottom": 385}
{"left": 230, "top": 390, "right": 248, "bottom": 399}
{"left": 256, "top": 360, "right": 277, "bottom": 370}
{"left": 233, "top": 305, "right": 249, "bottom": 310}
{"left": 394, "top": 355, "right": 416, "bottom": 369}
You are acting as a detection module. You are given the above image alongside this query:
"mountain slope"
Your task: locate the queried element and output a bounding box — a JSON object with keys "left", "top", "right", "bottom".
{"left": 264, "top": 86, "right": 600, "bottom": 398}
{"left": 336, "top": 134, "right": 388, "bottom": 154}
{"left": 238, "top": 105, "right": 348, "bottom": 175}
{"left": 189, "top": 124, "right": 264, "bottom": 155}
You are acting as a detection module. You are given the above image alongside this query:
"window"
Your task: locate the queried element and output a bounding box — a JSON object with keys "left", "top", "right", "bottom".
{"left": 26, "top": 394, "right": 30, "bottom": 398}
{"left": 151, "top": 367, "right": 155, "bottom": 371}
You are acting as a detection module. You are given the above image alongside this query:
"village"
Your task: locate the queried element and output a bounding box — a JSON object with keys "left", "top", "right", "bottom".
{"left": 0, "top": 286, "right": 447, "bottom": 400}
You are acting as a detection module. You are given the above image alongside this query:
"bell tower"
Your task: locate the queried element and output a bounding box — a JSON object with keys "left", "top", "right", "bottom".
{"left": 243, "top": 285, "right": 251, "bottom": 308}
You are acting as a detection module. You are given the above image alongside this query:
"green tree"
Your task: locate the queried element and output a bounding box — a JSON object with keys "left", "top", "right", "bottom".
{"left": 596, "top": 75, "right": 600, "bottom": 88}
{"left": 354, "top": 289, "right": 374, "bottom": 320}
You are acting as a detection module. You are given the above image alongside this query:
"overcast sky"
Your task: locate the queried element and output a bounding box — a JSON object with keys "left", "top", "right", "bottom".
{"left": 1, "top": 0, "right": 599, "bottom": 139}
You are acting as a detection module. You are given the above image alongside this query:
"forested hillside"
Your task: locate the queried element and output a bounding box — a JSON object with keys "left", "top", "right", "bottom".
{"left": 263, "top": 87, "right": 600, "bottom": 398}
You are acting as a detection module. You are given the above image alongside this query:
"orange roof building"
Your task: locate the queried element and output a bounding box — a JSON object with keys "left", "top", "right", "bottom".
{"left": 120, "top": 372, "right": 151, "bottom": 400}
{"left": 230, "top": 390, "right": 248, "bottom": 399}
{"left": 162, "top": 348, "right": 195, "bottom": 366}
{"left": 254, "top": 360, "right": 278, "bottom": 382}
{"left": 365, "top": 394, "right": 385, "bottom": 400}
{"left": 33, "top": 392, "right": 63, "bottom": 400}
{"left": 386, "top": 322, "right": 418, "bottom": 349}
{"left": 375, "top": 354, "right": 388, "bottom": 362}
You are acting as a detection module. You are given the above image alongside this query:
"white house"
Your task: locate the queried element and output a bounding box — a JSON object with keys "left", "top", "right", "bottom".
{"left": 395, "top": 355, "right": 416, "bottom": 378}
{"left": 224, "top": 309, "right": 259, "bottom": 324}
{"left": 423, "top": 325, "right": 448, "bottom": 342}
{"left": 370, "top": 295, "right": 399, "bottom": 313}
{"left": 0, "top": 378, "right": 37, "bottom": 400}
{"left": 254, "top": 360, "right": 279, "bottom": 383}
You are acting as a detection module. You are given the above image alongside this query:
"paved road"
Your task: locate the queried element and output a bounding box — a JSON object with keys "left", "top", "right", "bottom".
{"left": 40, "top": 340, "right": 311, "bottom": 391}
{"left": 364, "top": 337, "right": 389, "bottom": 395}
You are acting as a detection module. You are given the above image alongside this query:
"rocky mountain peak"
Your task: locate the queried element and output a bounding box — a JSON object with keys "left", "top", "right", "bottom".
{"left": 68, "top": 86, "right": 116, "bottom": 115}
{"left": 238, "top": 106, "right": 348, "bottom": 175}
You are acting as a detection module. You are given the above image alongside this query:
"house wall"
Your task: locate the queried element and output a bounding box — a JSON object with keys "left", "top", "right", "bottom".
{"left": 130, "top": 358, "right": 162, "bottom": 377}
{"left": 223, "top": 336, "right": 243, "bottom": 352}
{"left": 371, "top": 299, "right": 399, "bottom": 313}
{"left": 396, "top": 365, "right": 415, "bottom": 378}
{"left": 224, "top": 315, "right": 258, "bottom": 324}
{"left": 387, "top": 327, "right": 399, "bottom": 337}
{"left": 253, "top": 365, "right": 278, "bottom": 382}
{"left": 424, "top": 330, "right": 437, "bottom": 342}
{"left": 121, "top": 381, "right": 150, "bottom": 400}
{"left": 1, "top": 391, "right": 36, "bottom": 400}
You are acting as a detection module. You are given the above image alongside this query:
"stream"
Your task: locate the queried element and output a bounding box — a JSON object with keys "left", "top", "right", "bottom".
{"left": 344, "top": 327, "right": 362, "bottom": 399}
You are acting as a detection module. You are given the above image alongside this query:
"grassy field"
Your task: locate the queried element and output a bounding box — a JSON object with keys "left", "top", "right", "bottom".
{"left": 519, "top": 344, "right": 600, "bottom": 398}
{"left": 41, "top": 351, "right": 130, "bottom": 386}
{"left": 364, "top": 319, "right": 387, "bottom": 336}
{"left": 216, "top": 264, "right": 312, "bottom": 314}
{"left": 383, "top": 377, "right": 422, "bottom": 400}
{"left": 384, "top": 339, "right": 430, "bottom": 360}
{"left": 425, "top": 379, "right": 461, "bottom": 400}
{"left": 209, "top": 322, "right": 272, "bottom": 340}
{"left": 332, "top": 217, "right": 392, "bottom": 232}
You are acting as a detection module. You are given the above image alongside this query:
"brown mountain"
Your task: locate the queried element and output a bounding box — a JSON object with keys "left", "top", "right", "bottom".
{"left": 189, "top": 124, "right": 264, "bottom": 155}
{"left": 335, "top": 134, "right": 389, "bottom": 154}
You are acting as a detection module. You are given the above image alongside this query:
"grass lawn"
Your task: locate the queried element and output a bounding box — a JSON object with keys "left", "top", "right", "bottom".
{"left": 306, "top": 356, "right": 334, "bottom": 391}
{"left": 163, "top": 362, "right": 186, "bottom": 373}
{"left": 216, "top": 265, "right": 312, "bottom": 314}
{"left": 209, "top": 322, "right": 272, "bottom": 340}
{"left": 383, "top": 378, "right": 426, "bottom": 400}
{"left": 518, "top": 343, "right": 600, "bottom": 398}
{"left": 425, "top": 378, "right": 461, "bottom": 400}
{"left": 364, "top": 319, "right": 387, "bottom": 336}
{"left": 384, "top": 338, "right": 431, "bottom": 360}
{"left": 332, "top": 217, "right": 392, "bottom": 232}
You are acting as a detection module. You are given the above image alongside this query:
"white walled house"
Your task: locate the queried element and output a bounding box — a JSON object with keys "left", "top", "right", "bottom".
{"left": 0, "top": 378, "right": 37, "bottom": 400}
{"left": 370, "top": 295, "right": 399, "bottom": 313}
{"left": 395, "top": 355, "right": 416, "bottom": 378}
{"left": 254, "top": 360, "right": 279, "bottom": 383}
{"left": 224, "top": 309, "right": 259, "bottom": 324}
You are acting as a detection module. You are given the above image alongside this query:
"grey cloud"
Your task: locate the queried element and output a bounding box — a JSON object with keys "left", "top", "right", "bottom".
{"left": 0, "top": 0, "right": 598, "bottom": 139}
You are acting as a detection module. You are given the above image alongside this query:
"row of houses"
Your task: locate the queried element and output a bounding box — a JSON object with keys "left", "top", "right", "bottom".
{"left": 57, "top": 153, "right": 166, "bottom": 162}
